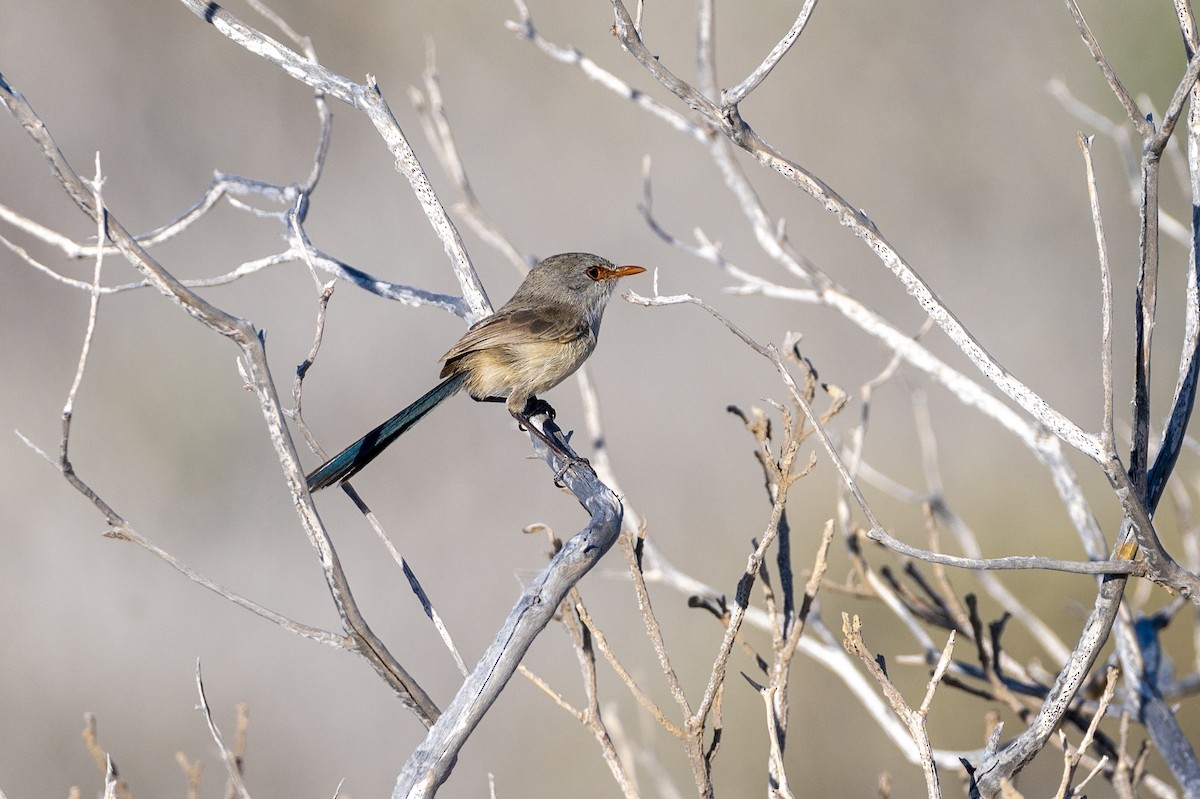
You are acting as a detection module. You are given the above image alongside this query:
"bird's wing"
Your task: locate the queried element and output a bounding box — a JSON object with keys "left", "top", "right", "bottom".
{"left": 439, "top": 305, "right": 589, "bottom": 363}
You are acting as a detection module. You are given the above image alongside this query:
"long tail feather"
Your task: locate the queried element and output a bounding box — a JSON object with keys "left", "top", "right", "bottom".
{"left": 306, "top": 373, "right": 466, "bottom": 491}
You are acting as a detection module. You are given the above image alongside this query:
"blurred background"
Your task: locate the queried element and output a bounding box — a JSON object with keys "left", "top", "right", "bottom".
{"left": 2, "top": 1, "right": 1197, "bottom": 796}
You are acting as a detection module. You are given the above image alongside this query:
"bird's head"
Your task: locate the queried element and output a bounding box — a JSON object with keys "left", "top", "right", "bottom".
{"left": 521, "top": 252, "right": 645, "bottom": 309}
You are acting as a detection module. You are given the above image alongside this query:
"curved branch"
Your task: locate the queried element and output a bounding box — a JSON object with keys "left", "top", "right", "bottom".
{"left": 393, "top": 421, "right": 625, "bottom": 797}
{"left": 974, "top": 576, "right": 1126, "bottom": 795}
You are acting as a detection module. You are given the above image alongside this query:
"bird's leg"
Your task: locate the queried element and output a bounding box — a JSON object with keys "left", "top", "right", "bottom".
{"left": 482, "top": 394, "right": 554, "bottom": 421}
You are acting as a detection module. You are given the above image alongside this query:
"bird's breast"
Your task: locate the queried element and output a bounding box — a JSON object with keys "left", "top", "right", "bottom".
{"left": 459, "top": 335, "right": 595, "bottom": 406}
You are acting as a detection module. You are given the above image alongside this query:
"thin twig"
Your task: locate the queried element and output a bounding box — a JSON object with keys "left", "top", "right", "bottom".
{"left": 518, "top": 664, "right": 583, "bottom": 719}
{"left": 843, "top": 614, "right": 952, "bottom": 799}
{"left": 410, "top": 40, "right": 529, "bottom": 274}
{"left": 576, "top": 602, "right": 686, "bottom": 738}
{"left": 506, "top": 0, "right": 707, "bottom": 143}
{"left": 560, "top": 594, "right": 642, "bottom": 798}
{"left": 81, "top": 714, "right": 132, "bottom": 799}
{"left": 1062, "top": 0, "right": 1149, "bottom": 136}
{"left": 105, "top": 524, "right": 346, "bottom": 647}
{"left": 1054, "top": 666, "right": 1118, "bottom": 799}
{"left": 1078, "top": 133, "right": 1117, "bottom": 457}
{"left": 721, "top": 0, "right": 819, "bottom": 107}
{"left": 195, "top": 661, "right": 251, "bottom": 799}
{"left": 619, "top": 530, "right": 693, "bottom": 720}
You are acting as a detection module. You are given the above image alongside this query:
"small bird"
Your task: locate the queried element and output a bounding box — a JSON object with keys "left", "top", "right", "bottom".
{"left": 306, "top": 252, "right": 645, "bottom": 491}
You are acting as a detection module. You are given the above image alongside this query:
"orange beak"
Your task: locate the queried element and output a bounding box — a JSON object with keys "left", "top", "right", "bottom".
{"left": 597, "top": 264, "right": 646, "bottom": 281}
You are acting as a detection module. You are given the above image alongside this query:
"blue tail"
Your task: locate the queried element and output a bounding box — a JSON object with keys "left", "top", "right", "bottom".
{"left": 306, "top": 373, "right": 466, "bottom": 492}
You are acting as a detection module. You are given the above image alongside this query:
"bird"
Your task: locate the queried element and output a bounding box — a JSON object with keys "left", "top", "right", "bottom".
{"left": 305, "top": 252, "right": 646, "bottom": 492}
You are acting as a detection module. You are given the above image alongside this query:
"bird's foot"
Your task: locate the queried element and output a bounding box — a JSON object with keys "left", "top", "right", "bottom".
{"left": 511, "top": 407, "right": 589, "bottom": 485}
{"left": 521, "top": 396, "right": 557, "bottom": 421}
{"left": 553, "top": 453, "right": 592, "bottom": 488}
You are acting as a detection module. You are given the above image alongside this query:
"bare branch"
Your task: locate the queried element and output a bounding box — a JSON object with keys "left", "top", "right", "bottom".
{"left": 410, "top": 40, "right": 530, "bottom": 274}
{"left": 1055, "top": 666, "right": 1118, "bottom": 799}
{"left": 105, "top": 524, "right": 346, "bottom": 648}
{"left": 81, "top": 715, "right": 132, "bottom": 799}
{"left": 561, "top": 595, "right": 642, "bottom": 798}
{"left": 194, "top": 661, "right": 251, "bottom": 799}
{"left": 2, "top": 177, "right": 468, "bottom": 315}
{"left": 506, "top": 1, "right": 707, "bottom": 143}
{"left": 175, "top": 751, "right": 204, "bottom": 799}
{"left": 176, "top": 0, "right": 490, "bottom": 320}
{"left": 634, "top": 40, "right": 1110, "bottom": 560}
{"left": 630, "top": 290, "right": 1132, "bottom": 577}
{"left": 393, "top": 456, "right": 624, "bottom": 797}
{"left": 869, "top": 528, "right": 1140, "bottom": 576}
{"left": 1062, "top": 0, "right": 1150, "bottom": 136}
{"left": 0, "top": 70, "right": 442, "bottom": 725}
{"left": 611, "top": 0, "right": 1105, "bottom": 465}
{"left": 974, "top": 576, "right": 1126, "bottom": 794}
{"left": 721, "top": 0, "right": 819, "bottom": 107}
{"left": 843, "top": 614, "right": 951, "bottom": 799}
{"left": 576, "top": 599, "right": 685, "bottom": 738}
{"left": 518, "top": 664, "right": 584, "bottom": 719}
{"left": 619, "top": 529, "right": 693, "bottom": 721}
{"left": 1077, "top": 133, "right": 1117, "bottom": 455}
{"left": 1147, "top": 2, "right": 1200, "bottom": 514}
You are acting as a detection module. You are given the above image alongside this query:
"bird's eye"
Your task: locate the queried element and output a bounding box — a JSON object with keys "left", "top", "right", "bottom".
{"left": 586, "top": 266, "right": 603, "bottom": 281}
